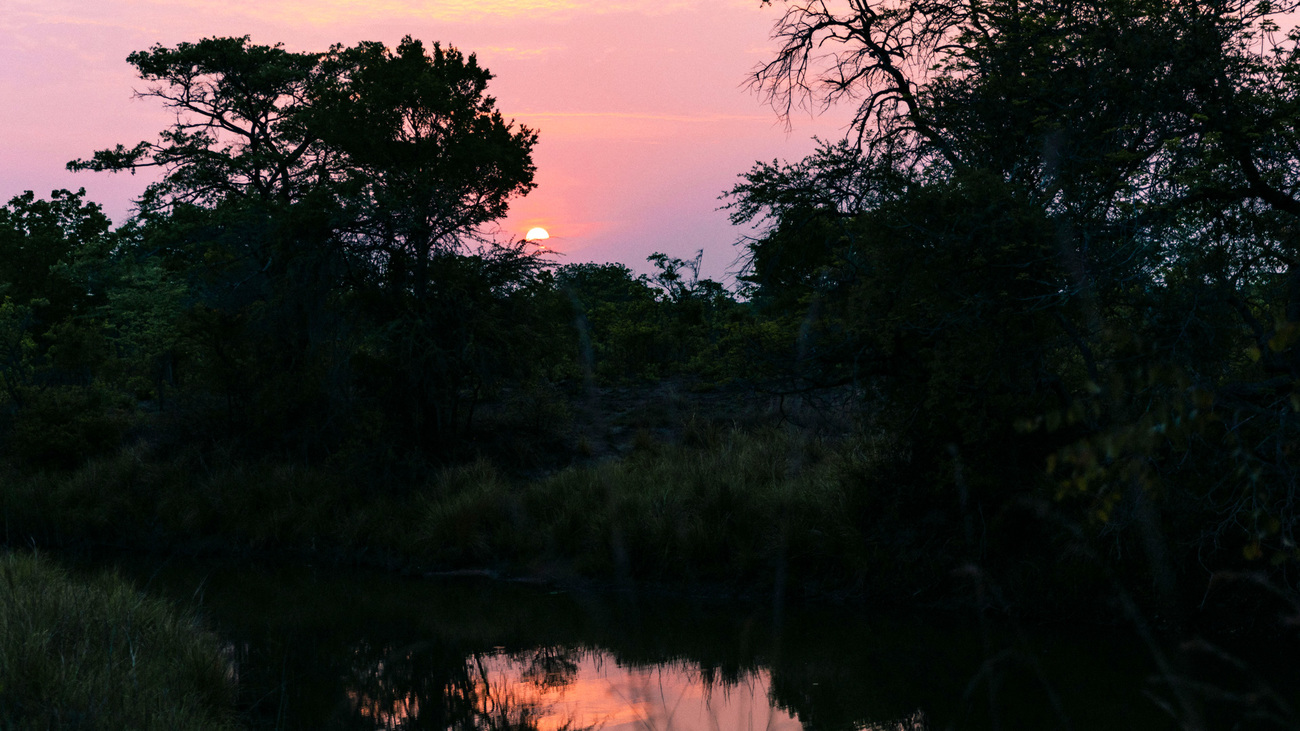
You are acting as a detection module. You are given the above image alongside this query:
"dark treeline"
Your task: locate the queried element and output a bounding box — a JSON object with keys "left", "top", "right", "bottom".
{"left": 5, "top": 0, "right": 1300, "bottom": 639}
{"left": 0, "top": 37, "right": 755, "bottom": 471}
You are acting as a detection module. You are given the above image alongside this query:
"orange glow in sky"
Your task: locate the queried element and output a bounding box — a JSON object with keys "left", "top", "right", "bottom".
{"left": 0, "top": 0, "right": 853, "bottom": 280}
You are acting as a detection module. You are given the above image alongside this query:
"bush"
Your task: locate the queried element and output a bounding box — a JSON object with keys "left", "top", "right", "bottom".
{"left": 5, "top": 386, "right": 130, "bottom": 468}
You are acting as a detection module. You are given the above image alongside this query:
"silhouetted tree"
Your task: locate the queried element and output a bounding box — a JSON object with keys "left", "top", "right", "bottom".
{"left": 734, "top": 0, "right": 1300, "bottom": 587}
{"left": 72, "top": 36, "right": 540, "bottom": 457}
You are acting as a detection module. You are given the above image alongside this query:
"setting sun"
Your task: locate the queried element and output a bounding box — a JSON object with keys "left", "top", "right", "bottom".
{"left": 525, "top": 227, "right": 550, "bottom": 241}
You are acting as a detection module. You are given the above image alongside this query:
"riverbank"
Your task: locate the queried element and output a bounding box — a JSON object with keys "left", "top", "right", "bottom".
{"left": 0, "top": 552, "right": 236, "bottom": 730}
{"left": 6, "top": 436, "right": 1300, "bottom": 731}
{"left": 52, "top": 550, "right": 1182, "bottom": 730}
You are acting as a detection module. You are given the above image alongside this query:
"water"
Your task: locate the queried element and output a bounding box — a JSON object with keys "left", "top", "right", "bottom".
{"left": 61, "top": 553, "right": 1294, "bottom": 730}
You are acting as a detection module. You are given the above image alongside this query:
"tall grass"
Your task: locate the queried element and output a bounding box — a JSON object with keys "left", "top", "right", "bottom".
{"left": 0, "top": 552, "right": 237, "bottom": 730}
{"left": 0, "top": 428, "right": 939, "bottom": 598}
{"left": 417, "top": 427, "right": 936, "bottom": 595}
{"left": 0, "top": 443, "right": 418, "bottom": 560}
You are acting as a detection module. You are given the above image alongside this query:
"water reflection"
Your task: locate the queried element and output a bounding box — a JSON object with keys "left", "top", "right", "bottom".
{"left": 482, "top": 650, "right": 799, "bottom": 730}
{"left": 59, "top": 556, "right": 1296, "bottom": 731}
{"left": 338, "top": 644, "right": 812, "bottom": 730}
{"left": 346, "top": 658, "right": 420, "bottom": 728}
{"left": 342, "top": 644, "right": 934, "bottom": 731}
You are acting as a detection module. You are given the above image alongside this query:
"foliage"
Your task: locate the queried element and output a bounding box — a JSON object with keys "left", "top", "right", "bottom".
{"left": 0, "top": 191, "right": 130, "bottom": 465}
{"left": 552, "top": 256, "right": 759, "bottom": 385}
{"left": 312, "top": 37, "right": 538, "bottom": 290}
{"left": 0, "top": 552, "right": 236, "bottom": 730}
{"left": 0, "top": 298, "right": 38, "bottom": 409}
{"left": 2, "top": 1, "right": 1298, "bottom": 652}
{"left": 63, "top": 36, "right": 541, "bottom": 457}
{"left": 0, "top": 430, "right": 938, "bottom": 599}
{"left": 351, "top": 244, "right": 559, "bottom": 451}
{"left": 0, "top": 189, "right": 114, "bottom": 328}
{"left": 727, "top": 0, "right": 1300, "bottom": 592}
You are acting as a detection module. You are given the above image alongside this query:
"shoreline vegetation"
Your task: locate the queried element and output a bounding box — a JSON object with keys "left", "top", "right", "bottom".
{"left": 0, "top": 27, "right": 1297, "bottom": 636}
{"left": 0, "top": 388, "right": 1285, "bottom": 629}
{"left": 0, "top": 552, "right": 237, "bottom": 730}
{"left": 3, "top": 401, "right": 922, "bottom": 604}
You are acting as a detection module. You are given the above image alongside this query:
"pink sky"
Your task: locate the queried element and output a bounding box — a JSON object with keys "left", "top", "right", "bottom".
{"left": 0, "top": 0, "right": 853, "bottom": 281}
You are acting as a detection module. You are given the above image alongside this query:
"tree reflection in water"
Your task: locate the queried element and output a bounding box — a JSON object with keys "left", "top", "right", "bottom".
{"left": 339, "top": 644, "right": 851, "bottom": 731}
{"left": 80, "top": 557, "right": 1234, "bottom": 730}
{"left": 338, "top": 643, "right": 583, "bottom": 730}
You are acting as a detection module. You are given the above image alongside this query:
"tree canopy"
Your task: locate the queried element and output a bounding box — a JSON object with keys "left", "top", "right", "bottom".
{"left": 63, "top": 36, "right": 541, "bottom": 456}
{"left": 727, "top": 0, "right": 1300, "bottom": 572}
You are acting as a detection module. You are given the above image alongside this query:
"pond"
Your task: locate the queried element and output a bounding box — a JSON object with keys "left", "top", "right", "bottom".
{"left": 63, "top": 553, "right": 1295, "bottom": 730}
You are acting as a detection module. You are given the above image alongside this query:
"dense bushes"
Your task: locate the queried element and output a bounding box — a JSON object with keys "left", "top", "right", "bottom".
{"left": 0, "top": 428, "right": 965, "bottom": 601}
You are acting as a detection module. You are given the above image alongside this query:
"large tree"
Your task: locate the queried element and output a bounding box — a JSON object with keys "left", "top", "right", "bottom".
{"left": 70, "top": 35, "right": 536, "bottom": 270}
{"left": 72, "top": 36, "right": 541, "bottom": 454}
{"left": 311, "top": 38, "right": 538, "bottom": 299}
{"left": 732, "top": 0, "right": 1300, "bottom": 575}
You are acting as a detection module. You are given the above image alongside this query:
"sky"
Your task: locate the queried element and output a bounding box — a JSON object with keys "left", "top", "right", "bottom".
{"left": 0, "top": 0, "right": 855, "bottom": 281}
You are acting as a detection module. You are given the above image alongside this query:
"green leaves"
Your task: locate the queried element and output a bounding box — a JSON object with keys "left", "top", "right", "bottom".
{"left": 0, "top": 189, "right": 114, "bottom": 329}
{"left": 309, "top": 35, "right": 538, "bottom": 285}
{"left": 71, "top": 38, "right": 324, "bottom": 211}
{"left": 62, "top": 36, "right": 544, "bottom": 454}
{"left": 0, "top": 298, "right": 39, "bottom": 406}
{"left": 739, "top": 0, "right": 1300, "bottom": 576}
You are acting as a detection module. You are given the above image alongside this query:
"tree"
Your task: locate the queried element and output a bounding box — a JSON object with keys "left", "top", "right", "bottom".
{"left": 0, "top": 189, "right": 119, "bottom": 397}
{"left": 311, "top": 37, "right": 538, "bottom": 299}
{"left": 69, "top": 37, "right": 324, "bottom": 211}
{"left": 72, "top": 36, "right": 541, "bottom": 455}
{"left": 0, "top": 189, "right": 114, "bottom": 328}
{"left": 743, "top": 0, "right": 1300, "bottom": 394}
{"left": 71, "top": 36, "right": 537, "bottom": 280}
{"left": 0, "top": 190, "right": 133, "bottom": 465}
{"left": 735, "top": 0, "right": 1300, "bottom": 578}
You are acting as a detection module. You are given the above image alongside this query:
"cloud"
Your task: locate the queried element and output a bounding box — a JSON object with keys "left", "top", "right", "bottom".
{"left": 127, "top": 0, "right": 737, "bottom": 24}
{"left": 0, "top": 3, "right": 161, "bottom": 38}
{"left": 511, "top": 110, "right": 777, "bottom": 142}
{"left": 519, "top": 111, "right": 770, "bottom": 123}
{"left": 476, "top": 45, "right": 568, "bottom": 60}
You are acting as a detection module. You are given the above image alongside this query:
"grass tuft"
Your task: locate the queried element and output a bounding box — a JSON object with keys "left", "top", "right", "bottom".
{"left": 0, "top": 551, "right": 237, "bottom": 730}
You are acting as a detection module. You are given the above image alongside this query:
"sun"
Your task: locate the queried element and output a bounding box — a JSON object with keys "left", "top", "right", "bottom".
{"left": 525, "top": 227, "right": 550, "bottom": 241}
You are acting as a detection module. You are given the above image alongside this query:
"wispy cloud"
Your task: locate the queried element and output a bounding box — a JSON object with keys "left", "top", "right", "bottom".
{"left": 1, "top": 4, "right": 161, "bottom": 37}
{"left": 126, "top": 0, "right": 731, "bottom": 24}
{"left": 519, "top": 111, "right": 770, "bottom": 123}
{"left": 476, "top": 45, "right": 568, "bottom": 60}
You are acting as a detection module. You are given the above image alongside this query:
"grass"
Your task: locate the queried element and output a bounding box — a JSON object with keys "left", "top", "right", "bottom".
{"left": 0, "top": 427, "right": 949, "bottom": 599}
{"left": 0, "top": 551, "right": 237, "bottom": 730}
{"left": 418, "top": 427, "right": 937, "bottom": 594}
{"left": 0, "top": 443, "right": 418, "bottom": 560}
